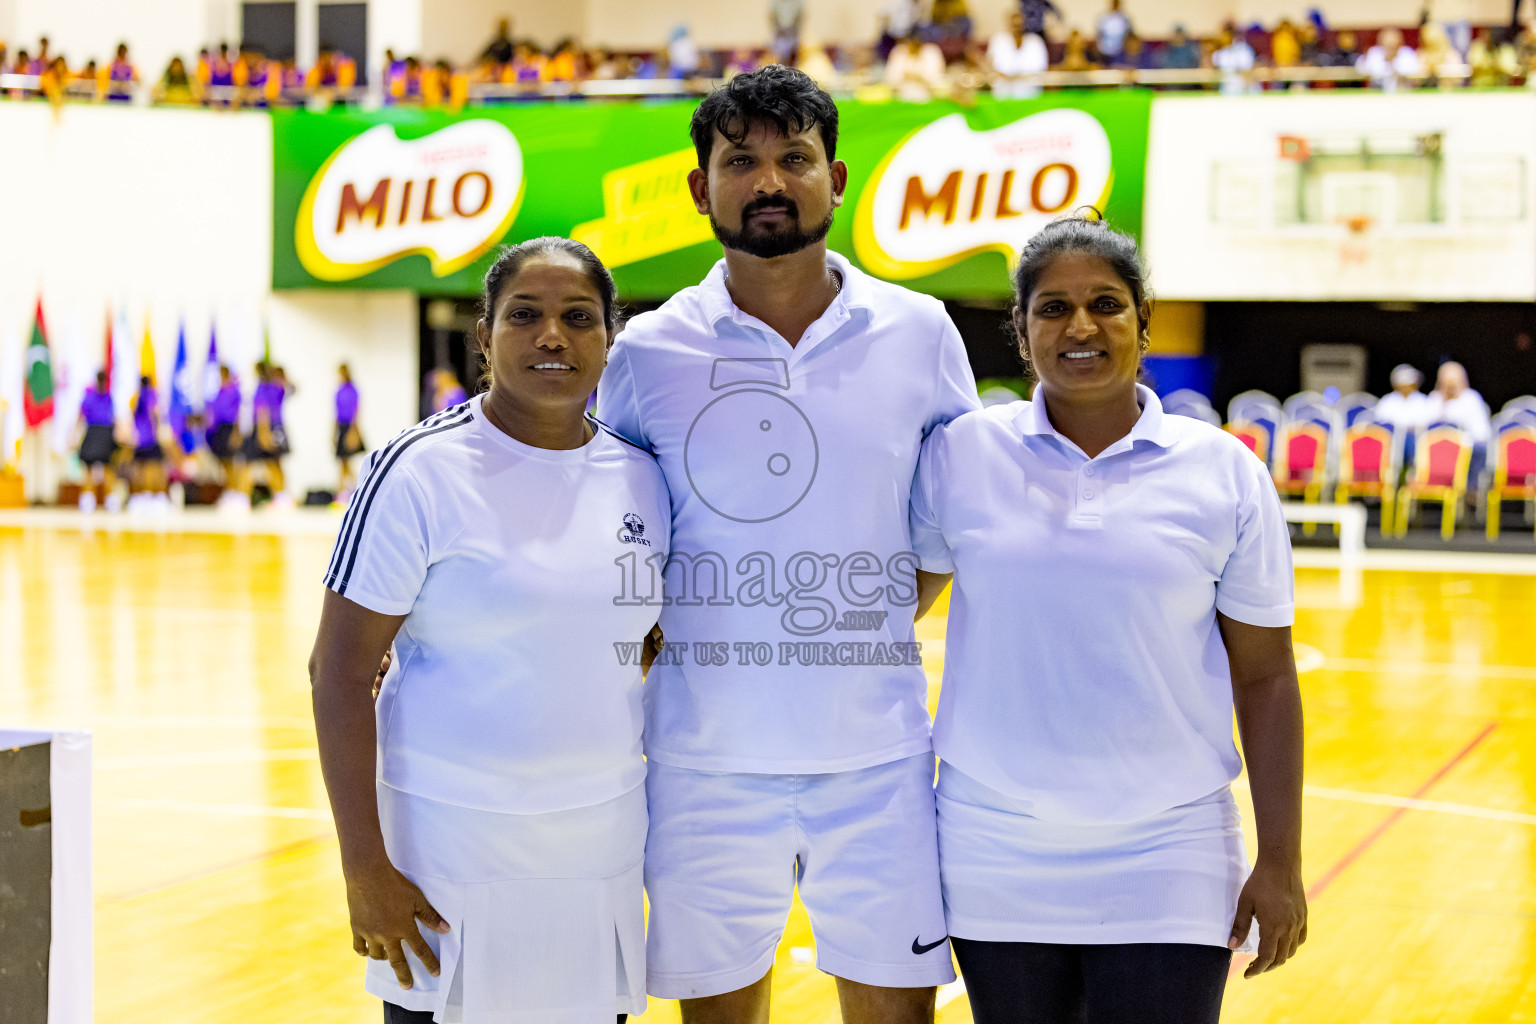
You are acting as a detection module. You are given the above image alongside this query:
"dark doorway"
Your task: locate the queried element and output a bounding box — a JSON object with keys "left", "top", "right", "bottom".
{"left": 241, "top": 2, "right": 297, "bottom": 62}
{"left": 318, "top": 2, "right": 368, "bottom": 82}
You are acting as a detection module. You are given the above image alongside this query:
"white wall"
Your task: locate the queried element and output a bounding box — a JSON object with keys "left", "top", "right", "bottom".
{"left": 0, "top": 103, "right": 418, "bottom": 498}
{"left": 419, "top": 0, "right": 583, "bottom": 65}
{"left": 268, "top": 291, "right": 418, "bottom": 496}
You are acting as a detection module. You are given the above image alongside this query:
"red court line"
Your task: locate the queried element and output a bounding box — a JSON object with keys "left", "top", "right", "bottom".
{"left": 1230, "top": 719, "right": 1498, "bottom": 978}
{"left": 1305, "top": 719, "right": 1498, "bottom": 901}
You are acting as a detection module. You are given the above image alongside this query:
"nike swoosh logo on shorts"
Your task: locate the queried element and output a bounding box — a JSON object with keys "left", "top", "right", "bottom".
{"left": 912, "top": 935, "right": 948, "bottom": 955}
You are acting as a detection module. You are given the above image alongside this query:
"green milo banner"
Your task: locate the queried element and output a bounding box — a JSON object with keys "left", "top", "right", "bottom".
{"left": 271, "top": 93, "right": 1150, "bottom": 300}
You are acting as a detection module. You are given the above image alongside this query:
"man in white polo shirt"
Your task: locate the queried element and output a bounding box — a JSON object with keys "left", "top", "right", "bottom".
{"left": 595, "top": 66, "right": 979, "bottom": 1023}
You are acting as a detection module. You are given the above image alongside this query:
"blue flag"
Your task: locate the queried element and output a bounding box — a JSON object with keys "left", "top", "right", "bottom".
{"left": 203, "top": 325, "right": 221, "bottom": 407}
{"left": 171, "top": 323, "right": 195, "bottom": 453}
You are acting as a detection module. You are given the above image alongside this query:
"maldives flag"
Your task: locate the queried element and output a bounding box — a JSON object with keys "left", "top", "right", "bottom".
{"left": 23, "top": 298, "right": 54, "bottom": 427}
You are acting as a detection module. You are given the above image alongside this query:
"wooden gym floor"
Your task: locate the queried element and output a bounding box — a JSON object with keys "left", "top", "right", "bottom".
{"left": 1, "top": 513, "right": 1533, "bottom": 1023}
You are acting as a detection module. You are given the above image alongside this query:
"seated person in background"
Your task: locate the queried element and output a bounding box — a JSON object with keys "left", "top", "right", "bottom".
{"left": 1428, "top": 361, "right": 1491, "bottom": 485}
{"left": 1095, "top": 0, "right": 1132, "bottom": 63}
{"left": 886, "top": 33, "right": 949, "bottom": 100}
{"left": 1161, "top": 25, "right": 1202, "bottom": 68}
{"left": 153, "top": 56, "right": 200, "bottom": 105}
{"left": 1212, "top": 26, "right": 1257, "bottom": 92}
{"left": 1374, "top": 364, "right": 1431, "bottom": 435}
{"left": 930, "top": 0, "right": 976, "bottom": 61}
{"left": 989, "top": 11, "right": 1049, "bottom": 96}
{"left": 1357, "top": 27, "right": 1421, "bottom": 90}
{"left": 1469, "top": 28, "right": 1520, "bottom": 86}
{"left": 1057, "top": 28, "right": 1102, "bottom": 70}
{"left": 1118, "top": 31, "right": 1157, "bottom": 69}
{"left": 1416, "top": 23, "right": 1458, "bottom": 85}
{"left": 1271, "top": 18, "right": 1301, "bottom": 66}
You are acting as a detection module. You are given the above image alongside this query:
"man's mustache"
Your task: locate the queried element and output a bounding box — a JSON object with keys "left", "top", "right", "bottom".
{"left": 741, "top": 197, "right": 800, "bottom": 220}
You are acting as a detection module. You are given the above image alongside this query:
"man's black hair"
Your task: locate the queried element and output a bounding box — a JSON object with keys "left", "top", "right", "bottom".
{"left": 690, "top": 65, "right": 839, "bottom": 169}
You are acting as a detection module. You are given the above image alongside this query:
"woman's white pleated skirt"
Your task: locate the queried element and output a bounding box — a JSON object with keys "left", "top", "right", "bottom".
{"left": 936, "top": 762, "right": 1256, "bottom": 952}
{"left": 366, "top": 781, "right": 648, "bottom": 1023}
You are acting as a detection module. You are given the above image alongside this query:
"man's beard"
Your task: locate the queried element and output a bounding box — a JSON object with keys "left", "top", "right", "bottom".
{"left": 710, "top": 197, "right": 835, "bottom": 259}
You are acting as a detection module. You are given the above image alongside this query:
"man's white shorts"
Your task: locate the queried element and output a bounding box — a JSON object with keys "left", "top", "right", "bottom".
{"left": 644, "top": 752, "right": 954, "bottom": 999}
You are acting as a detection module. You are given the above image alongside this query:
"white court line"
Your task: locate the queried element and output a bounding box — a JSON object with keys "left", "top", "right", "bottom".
{"left": 1232, "top": 779, "right": 1536, "bottom": 827}
{"left": 116, "top": 798, "right": 333, "bottom": 821}
{"left": 1292, "top": 548, "right": 1536, "bottom": 574}
{"left": 9, "top": 713, "right": 316, "bottom": 730}
{"left": 0, "top": 507, "right": 343, "bottom": 538}
{"left": 97, "top": 748, "right": 318, "bottom": 769}
{"left": 937, "top": 978, "right": 967, "bottom": 1009}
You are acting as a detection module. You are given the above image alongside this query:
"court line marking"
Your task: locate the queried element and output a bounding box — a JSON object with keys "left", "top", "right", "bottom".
{"left": 1230, "top": 720, "right": 1499, "bottom": 979}
{"left": 1305, "top": 720, "right": 1499, "bottom": 900}
{"left": 1232, "top": 778, "right": 1536, "bottom": 827}
{"left": 96, "top": 748, "right": 318, "bottom": 769}
{"left": 1291, "top": 548, "right": 1536, "bottom": 574}
{"left": 116, "top": 798, "right": 334, "bottom": 821}
{"left": 105, "top": 834, "right": 337, "bottom": 904}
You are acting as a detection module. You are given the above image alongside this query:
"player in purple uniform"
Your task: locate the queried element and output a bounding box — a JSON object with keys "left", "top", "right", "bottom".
{"left": 207, "top": 42, "right": 236, "bottom": 106}
{"left": 131, "top": 375, "right": 169, "bottom": 508}
{"left": 335, "top": 363, "right": 364, "bottom": 499}
{"left": 207, "top": 364, "right": 243, "bottom": 489}
{"left": 76, "top": 371, "right": 120, "bottom": 512}
{"left": 105, "top": 43, "right": 138, "bottom": 102}
{"left": 242, "top": 362, "right": 295, "bottom": 505}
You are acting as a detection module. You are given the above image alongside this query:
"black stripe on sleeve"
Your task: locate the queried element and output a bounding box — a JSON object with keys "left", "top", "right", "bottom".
{"left": 325, "top": 403, "right": 467, "bottom": 582}
{"left": 328, "top": 405, "right": 475, "bottom": 595}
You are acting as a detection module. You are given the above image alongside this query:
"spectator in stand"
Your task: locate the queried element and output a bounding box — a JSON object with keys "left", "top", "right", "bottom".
{"left": 797, "top": 39, "right": 839, "bottom": 88}
{"left": 1417, "top": 22, "right": 1458, "bottom": 84}
{"left": 1119, "top": 31, "right": 1158, "bottom": 69}
{"left": 10, "top": 49, "right": 36, "bottom": 98}
{"left": 105, "top": 43, "right": 138, "bottom": 102}
{"left": 1297, "top": 21, "right": 1323, "bottom": 64}
{"left": 1517, "top": 20, "right": 1536, "bottom": 78}
{"left": 990, "top": 11, "right": 1050, "bottom": 97}
{"left": 545, "top": 39, "right": 581, "bottom": 83}
{"left": 1374, "top": 364, "right": 1431, "bottom": 433}
{"left": 40, "top": 55, "right": 70, "bottom": 110}
{"left": 724, "top": 48, "right": 761, "bottom": 79}
{"left": 153, "top": 56, "right": 200, "bottom": 105}
{"left": 236, "top": 46, "right": 276, "bottom": 107}
{"left": 1058, "top": 28, "right": 1101, "bottom": 70}
{"left": 1428, "top": 361, "right": 1491, "bottom": 486}
{"left": 1095, "top": 0, "right": 1133, "bottom": 64}
{"left": 204, "top": 42, "right": 236, "bottom": 105}
{"left": 1020, "top": 0, "right": 1062, "bottom": 43}
{"left": 770, "top": 0, "right": 805, "bottom": 63}
{"left": 887, "top": 32, "right": 949, "bottom": 100}
{"left": 668, "top": 25, "right": 702, "bottom": 79}
{"left": 75, "top": 58, "right": 100, "bottom": 99}
{"left": 1213, "top": 26, "right": 1257, "bottom": 93}
{"left": 1162, "top": 24, "right": 1202, "bottom": 68}
{"left": 1470, "top": 27, "right": 1521, "bottom": 84}
{"left": 879, "top": 0, "right": 925, "bottom": 59}
{"left": 1357, "top": 27, "right": 1421, "bottom": 91}
{"left": 482, "top": 18, "right": 515, "bottom": 65}
{"left": 931, "top": 0, "right": 977, "bottom": 61}
{"left": 586, "top": 48, "right": 623, "bottom": 80}
{"left": 1271, "top": 19, "right": 1302, "bottom": 67}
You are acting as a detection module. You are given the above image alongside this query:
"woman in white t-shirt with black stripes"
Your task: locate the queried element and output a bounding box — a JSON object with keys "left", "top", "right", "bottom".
{"left": 910, "top": 215, "right": 1307, "bottom": 1023}
{"left": 310, "top": 238, "right": 669, "bottom": 1024}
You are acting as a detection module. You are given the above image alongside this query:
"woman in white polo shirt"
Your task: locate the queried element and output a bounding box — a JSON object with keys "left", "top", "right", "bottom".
{"left": 911, "top": 215, "right": 1306, "bottom": 1023}
{"left": 309, "top": 237, "right": 669, "bottom": 1024}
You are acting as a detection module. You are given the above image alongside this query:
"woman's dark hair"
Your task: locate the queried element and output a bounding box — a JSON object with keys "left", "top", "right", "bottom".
{"left": 478, "top": 236, "right": 621, "bottom": 391}
{"left": 480, "top": 236, "right": 619, "bottom": 332}
{"left": 690, "top": 64, "right": 839, "bottom": 169}
{"left": 1011, "top": 210, "right": 1152, "bottom": 375}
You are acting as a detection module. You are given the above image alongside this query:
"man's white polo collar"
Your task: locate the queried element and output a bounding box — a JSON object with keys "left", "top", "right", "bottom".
{"left": 1015, "top": 383, "right": 1182, "bottom": 453}
{"left": 698, "top": 248, "right": 877, "bottom": 332}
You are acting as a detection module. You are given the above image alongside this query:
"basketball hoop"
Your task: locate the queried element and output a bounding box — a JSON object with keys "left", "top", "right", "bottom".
{"left": 1344, "top": 213, "right": 1374, "bottom": 235}
{"left": 1337, "top": 214, "right": 1375, "bottom": 267}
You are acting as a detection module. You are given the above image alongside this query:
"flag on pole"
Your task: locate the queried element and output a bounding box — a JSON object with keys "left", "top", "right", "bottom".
{"left": 140, "top": 315, "right": 157, "bottom": 387}
{"left": 203, "top": 324, "right": 221, "bottom": 407}
{"left": 23, "top": 298, "right": 55, "bottom": 428}
{"left": 170, "top": 322, "right": 195, "bottom": 453}
{"left": 103, "top": 307, "right": 114, "bottom": 389}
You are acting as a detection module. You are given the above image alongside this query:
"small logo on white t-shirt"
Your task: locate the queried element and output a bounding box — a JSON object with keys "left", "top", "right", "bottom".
{"left": 618, "top": 513, "right": 651, "bottom": 546}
